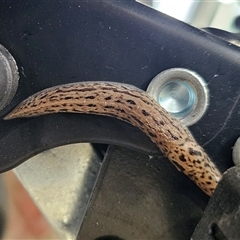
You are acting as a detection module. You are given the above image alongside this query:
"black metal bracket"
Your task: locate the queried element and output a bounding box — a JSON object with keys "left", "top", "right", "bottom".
{"left": 192, "top": 166, "right": 240, "bottom": 240}
{"left": 0, "top": 0, "right": 239, "bottom": 172}
{"left": 77, "top": 145, "right": 209, "bottom": 239}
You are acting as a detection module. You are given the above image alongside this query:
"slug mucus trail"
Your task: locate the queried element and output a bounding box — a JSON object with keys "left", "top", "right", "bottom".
{"left": 4, "top": 81, "right": 222, "bottom": 196}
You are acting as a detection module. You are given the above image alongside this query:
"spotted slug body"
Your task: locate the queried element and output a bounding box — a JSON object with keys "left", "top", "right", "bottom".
{"left": 4, "top": 81, "right": 222, "bottom": 196}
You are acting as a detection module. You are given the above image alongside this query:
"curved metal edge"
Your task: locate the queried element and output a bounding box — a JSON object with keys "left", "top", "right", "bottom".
{"left": 0, "top": 114, "right": 160, "bottom": 173}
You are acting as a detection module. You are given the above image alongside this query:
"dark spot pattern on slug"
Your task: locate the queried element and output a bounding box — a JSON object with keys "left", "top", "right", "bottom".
{"left": 147, "top": 131, "right": 157, "bottom": 138}
{"left": 200, "top": 173, "right": 205, "bottom": 179}
{"left": 172, "top": 161, "right": 185, "bottom": 172}
{"left": 204, "top": 163, "right": 210, "bottom": 168}
{"left": 159, "top": 120, "right": 165, "bottom": 125}
{"left": 116, "top": 108, "right": 125, "bottom": 113}
{"left": 38, "top": 94, "right": 48, "bottom": 99}
{"left": 131, "top": 115, "right": 144, "bottom": 126}
{"left": 189, "top": 148, "right": 202, "bottom": 156}
{"left": 179, "top": 154, "right": 186, "bottom": 162}
{"left": 67, "top": 87, "right": 95, "bottom": 92}
{"left": 87, "top": 104, "right": 97, "bottom": 107}
{"left": 142, "top": 109, "right": 150, "bottom": 116}
{"left": 42, "top": 109, "right": 56, "bottom": 113}
{"left": 126, "top": 99, "right": 136, "bottom": 105}
{"left": 167, "top": 130, "right": 179, "bottom": 140}
{"left": 105, "top": 106, "right": 115, "bottom": 109}
{"left": 141, "top": 98, "right": 151, "bottom": 105}
{"left": 188, "top": 174, "right": 198, "bottom": 181}
{"left": 105, "top": 96, "right": 112, "bottom": 100}
{"left": 152, "top": 117, "right": 160, "bottom": 126}
{"left": 194, "top": 159, "right": 201, "bottom": 164}
{"left": 64, "top": 96, "right": 72, "bottom": 100}
{"left": 85, "top": 96, "right": 95, "bottom": 99}
{"left": 111, "top": 89, "right": 144, "bottom": 101}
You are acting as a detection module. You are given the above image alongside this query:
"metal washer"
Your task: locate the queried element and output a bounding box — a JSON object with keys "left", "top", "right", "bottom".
{"left": 0, "top": 44, "right": 19, "bottom": 111}
{"left": 147, "top": 68, "right": 209, "bottom": 126}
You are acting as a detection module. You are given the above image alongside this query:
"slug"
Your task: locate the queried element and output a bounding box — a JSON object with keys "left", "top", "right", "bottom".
{"left": 4, "top": 81, "right": 222, "bottom": 196}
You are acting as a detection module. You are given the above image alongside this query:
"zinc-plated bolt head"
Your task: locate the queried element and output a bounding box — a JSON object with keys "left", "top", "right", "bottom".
{"left": 147, "top": 68, "right": 209, "bottom": 126}
{"left": 0, "top": 44, "right": 19, "bottom": 111}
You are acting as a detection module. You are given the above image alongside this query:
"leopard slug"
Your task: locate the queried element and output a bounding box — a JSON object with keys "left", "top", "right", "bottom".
{"left": 4, "top": 81, "right": 222, "bottom": 196}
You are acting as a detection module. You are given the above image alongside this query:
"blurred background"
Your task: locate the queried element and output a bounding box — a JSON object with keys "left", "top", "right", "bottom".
{"left": 139, "top": 0, "right": 240, "bottom": 32}
{"left": 1, "top": 0, "right": 240, "bottom": 239}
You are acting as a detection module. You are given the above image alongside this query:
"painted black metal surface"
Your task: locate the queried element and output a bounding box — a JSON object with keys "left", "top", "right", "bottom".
{"left": 203, "top": 27, "right": 240, "bottom": 44}
{"left": 0, "top": 0, "right": 240, "bottom": 172}
{"left": 192, "top": 166, "right": 240, "bottom": 240}
{"left": 77, "top": 145, "right": 209, "bottom": 240}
